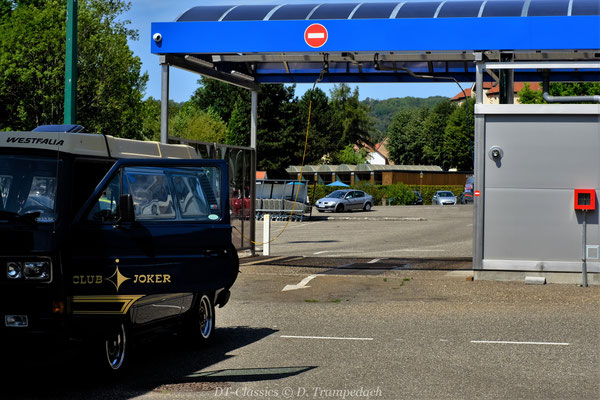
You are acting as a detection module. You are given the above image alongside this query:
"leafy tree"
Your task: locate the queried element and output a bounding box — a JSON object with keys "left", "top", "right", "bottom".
{"left": 297, "top": 87, "right": 338, "bottom": 164}
{"left": 226, "top": 97, "right": 249, "bottom": 146}
{"left": 386, "top": 107, "right": 429, "bottom": 165}
{"left": 517, "top": 82, "right": 543, "bottom": 104}
{"left": 139, "top": 97, "right": 161, "bottom": 140}
{"left": 170, "top": 102, "right": 226, "bottom": 143}
{"left": 330, "top": 143, "right": 367, "bottom": 165}
{"left": 420, "top": 100, "right": 455, "bottom": 168}
{"left": 443, "top": 98, "right": 474, "bottom": 171}
{"left": 191, "top": 77, "right": 249, "bottom": 123}
{"left": 329, "top": 84, "right": 373, "bottom": 149}
{"left": 256, "top": 84, "right": 301, "bottom": 175}
{"left": 518, "top": 82, "right": 600, "bottom": 104}
{"left": 364, "top": 95, "right": 448, "bottom": 141}
{"left": 0, "top": 0, "right": 147, "bottom": 138}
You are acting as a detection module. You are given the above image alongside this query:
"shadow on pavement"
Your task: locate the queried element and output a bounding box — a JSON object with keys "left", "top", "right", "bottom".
{"left": 3, "top": 325, "right": 312, "bottom": 399}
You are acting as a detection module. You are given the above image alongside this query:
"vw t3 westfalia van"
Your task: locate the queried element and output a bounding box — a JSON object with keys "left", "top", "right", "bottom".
{"left": 0, "top": 126, "right": 239, "bottom": 371}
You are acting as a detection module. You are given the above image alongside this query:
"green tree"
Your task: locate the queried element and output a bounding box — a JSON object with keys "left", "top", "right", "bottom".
{"left": 387, "top": 107, "right": 429, "bottom": 165}
{"left": 226, "top": 97, "right": 249, "bottom": 146}
{"left": 443, "top": 98, "right": 474, "bottom": 171}
{"left": 0, "top": 0, "right": 147, "bottom": 138}
{"left": 331, "top": 143, "right": 367, "bottom": 165}
{"left": 297, "top": 87, "right": 337, "bottom": 164}
{"left": 517, "top": 82, "right": 543, "bottom": 104}
{"left": 256, "top": 84, "right": 301, "bottom": 175}
{"left": 420, "top": 100, "right": 455, "bottom": 168}
{"left": 170, "top": 102, "right": 226, "bottom": 143}
{"left": 329, "top": 84, "right": 373, "bottom": 149}
{"left": 518, "top": 82, "right": 600, "bottom": 104}
{"left": 191, "top": 77, "right": 249, "bottom": 122}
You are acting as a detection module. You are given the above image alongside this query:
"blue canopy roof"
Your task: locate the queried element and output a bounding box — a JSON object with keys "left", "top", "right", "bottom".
{"left": 176, "top": 1, "right": 599, "bottom": 21}
{"left": 151, "top": 0, "right": 600, "bottom": 87}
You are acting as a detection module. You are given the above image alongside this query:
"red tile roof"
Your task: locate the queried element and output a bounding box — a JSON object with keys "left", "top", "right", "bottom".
{"left": 487, "top": 82, "right": 541, "bottom": 95}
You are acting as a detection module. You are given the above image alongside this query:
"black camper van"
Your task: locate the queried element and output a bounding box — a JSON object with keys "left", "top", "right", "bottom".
{"left": 0, "top": 126, "right": 239, "bottom": 371}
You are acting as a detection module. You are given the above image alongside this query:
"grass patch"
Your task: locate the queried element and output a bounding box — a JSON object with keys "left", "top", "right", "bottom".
{"left": 330, "top": 299, "right": 341, "bottom": 303}
{"left": 304, "top": 299, "right": 319, "bottom": 303}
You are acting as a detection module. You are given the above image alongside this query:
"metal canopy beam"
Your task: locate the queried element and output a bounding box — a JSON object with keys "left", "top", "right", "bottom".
{"left": 161, "top": 55, "right": 259, "bottom": 91}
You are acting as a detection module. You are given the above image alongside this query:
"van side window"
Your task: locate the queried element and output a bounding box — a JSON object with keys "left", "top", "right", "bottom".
{"left": 125, "top": 168, "right": 175, "bottom": 220}
{"left": 88, "top": 174, "right": 120, "bottom": 223}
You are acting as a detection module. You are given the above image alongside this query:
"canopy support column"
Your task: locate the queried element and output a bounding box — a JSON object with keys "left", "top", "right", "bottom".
{"left": 473, "top": 54, "right": 484, "bottom": 271}
{"left": 250, "top": 90, "right": 258, "bottom": 255}
{"left": 499, "top": 53, "right": 514, "bottom": 104}
{"left": 160, "top": 58, "right": 170, "bottom": 144}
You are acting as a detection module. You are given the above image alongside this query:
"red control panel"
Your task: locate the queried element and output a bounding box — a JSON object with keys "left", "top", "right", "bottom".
{"left": 574, "top": 189, "right": 596, "bottom": 211}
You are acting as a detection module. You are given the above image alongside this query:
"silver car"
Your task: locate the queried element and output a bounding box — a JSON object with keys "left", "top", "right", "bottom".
{"left": 432, "top": 191, "right": 457, "bottom": 205}
{"left": 316, "top": 189, "right": 373, "bottom": 213}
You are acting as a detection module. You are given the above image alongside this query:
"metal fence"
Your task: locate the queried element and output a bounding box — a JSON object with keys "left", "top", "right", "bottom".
{"left": 256, "top": 179, "right": 315, "bottom": 221}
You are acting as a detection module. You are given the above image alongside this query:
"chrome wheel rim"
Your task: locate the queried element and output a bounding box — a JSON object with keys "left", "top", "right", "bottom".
{"left": 198, "top": 295, "right": 214, "bottom": 339}
{"left": 105, "top": 323, "right": 126, "bottom": 370}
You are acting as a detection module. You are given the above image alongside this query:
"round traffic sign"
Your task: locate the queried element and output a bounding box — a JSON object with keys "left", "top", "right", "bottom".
{"left": 474, "top": 190, "right": 481, "bottom": 197}
{"left": 304, "top": 23, "right": 328, "bottom": 48}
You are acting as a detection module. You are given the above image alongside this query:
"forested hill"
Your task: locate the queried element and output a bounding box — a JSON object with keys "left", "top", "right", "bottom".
{"left": 363, "top": 96, "right": 449, "bottom": 141}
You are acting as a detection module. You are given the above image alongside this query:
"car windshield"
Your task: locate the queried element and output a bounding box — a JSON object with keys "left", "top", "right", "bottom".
{"left": 327, "top": 190, "right": 347, "bottom": 199}
{"left": 0, "top": 154, "right": 58, "bottom": 222}
{"left": 439, "top": 192, "right": 454, "bottom": 197}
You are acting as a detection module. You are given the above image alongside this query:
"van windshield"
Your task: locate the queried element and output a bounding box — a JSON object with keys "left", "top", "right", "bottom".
{"left": 0, "top": 155, "right": 58, "bottom": 222}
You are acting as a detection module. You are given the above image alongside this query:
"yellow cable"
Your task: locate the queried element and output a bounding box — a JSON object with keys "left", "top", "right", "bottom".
{"left": 233, "top": 71, "right": 324, "bottom": 246}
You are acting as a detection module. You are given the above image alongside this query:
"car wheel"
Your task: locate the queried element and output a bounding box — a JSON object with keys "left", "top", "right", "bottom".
{"left": 102, "top": 322, "right": 128, "bottom": 373}
{"left": 335, "top": 204, "right": 344, "bottom": 213}
{"left": 363, "top": 202, "right": 372, "bottom": 211}
{"left": 190, "top": 294, "right": 215, "bottom": 343}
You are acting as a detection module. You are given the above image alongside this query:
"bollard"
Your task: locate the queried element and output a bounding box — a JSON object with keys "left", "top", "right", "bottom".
{"left": 263, "top": 213, "right": 271, "bottom": 256}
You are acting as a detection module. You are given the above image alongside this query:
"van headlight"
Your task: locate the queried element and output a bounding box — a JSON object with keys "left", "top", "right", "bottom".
{"left": 7, "top": 262, "right": 22, "bottom": 279}
{"left": 6, "top": 260, "right": 51, "bottom": 281}
{"left": 24, "top": 261, "right": 50, "bottom": 280}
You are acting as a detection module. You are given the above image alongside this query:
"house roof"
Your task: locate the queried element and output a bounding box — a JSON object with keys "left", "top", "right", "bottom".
{"left": 487, "top": 82, "right": 542, "bottom": 95}
{"left": 256, "top": 171, "right": 267, "bottom": 179}
{"left": 451, "top": 82, "right": 496, "bottom": 101}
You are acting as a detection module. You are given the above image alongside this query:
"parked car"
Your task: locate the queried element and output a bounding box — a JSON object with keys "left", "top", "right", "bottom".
{"left": 464, "top": 175, "right": 474, "bottom": 193}
{"left": 316, "top": 189, "right": 373, "bottom": 212}
{"left": 411, "top": 191, "right": 423, "bottom": 205}
{"left": 432, "top": 191, "right": 457, "bottom": 205}
{"left": 460, "top": 191, "right": 474, "bottom": 204}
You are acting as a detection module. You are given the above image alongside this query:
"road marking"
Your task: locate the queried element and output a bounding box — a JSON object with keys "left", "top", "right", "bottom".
{"left": 313, "top": 250, "right": 364, "bottom": 255}
{"left": 241, "top": 256, "right": 287, "bottom": 266}
{"left": 471, "top": 340, "right": 570, "bottom": 346}
{"left": 281, "top": 335, "right": 373, "bottom": 341}
{"left": 367, "top": 258, "right": 381, "bottom": 264}
{"left": 282, "top": 274, "right": 320, "bottom": 291}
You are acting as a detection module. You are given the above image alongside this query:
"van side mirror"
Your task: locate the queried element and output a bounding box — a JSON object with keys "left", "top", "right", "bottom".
{"left": 119, "top": 194, "right": 135, "bottom": 223}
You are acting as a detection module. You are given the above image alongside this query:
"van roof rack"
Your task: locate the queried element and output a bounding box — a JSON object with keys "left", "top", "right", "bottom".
{"left": 32, "top": 124, "right": 85, "bottom": 133}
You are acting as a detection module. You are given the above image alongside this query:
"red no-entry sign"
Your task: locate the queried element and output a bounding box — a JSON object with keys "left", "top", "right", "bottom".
{"left": 474, "top": 190, "right": 481, "bottom": 197}
{"left": 304, "top": 24, "right": 328, "bottom": 48}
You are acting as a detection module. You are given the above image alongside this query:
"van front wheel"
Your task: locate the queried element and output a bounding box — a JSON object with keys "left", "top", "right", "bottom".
{"left": 103, "top": 322, "right": 128, "bottom": 372}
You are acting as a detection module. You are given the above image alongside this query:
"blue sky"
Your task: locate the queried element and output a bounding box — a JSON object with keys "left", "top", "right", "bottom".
{"left": 122, "top": 0, "right": 463, "bottom": 103}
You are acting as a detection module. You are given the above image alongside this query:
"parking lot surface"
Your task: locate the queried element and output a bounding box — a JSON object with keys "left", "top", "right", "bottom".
{"left": 5, "top": 205, "right": 600, "bottom": 400}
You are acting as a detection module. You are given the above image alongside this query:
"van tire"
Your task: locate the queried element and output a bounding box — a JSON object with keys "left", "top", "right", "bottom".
{"left": 101, "top": 322, "right": 129, "bottom": 373}
{"left": 189, "top": 294, "right": 215, "bottom": 344}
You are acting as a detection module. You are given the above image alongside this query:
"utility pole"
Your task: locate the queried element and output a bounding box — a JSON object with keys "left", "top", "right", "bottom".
{"left": 64, "top": 0, "right": 78, "bottom": 124}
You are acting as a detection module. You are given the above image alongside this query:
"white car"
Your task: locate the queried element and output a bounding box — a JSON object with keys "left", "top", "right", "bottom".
{"left": 432, "top": 191, "right": 457, "bottom": 205}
